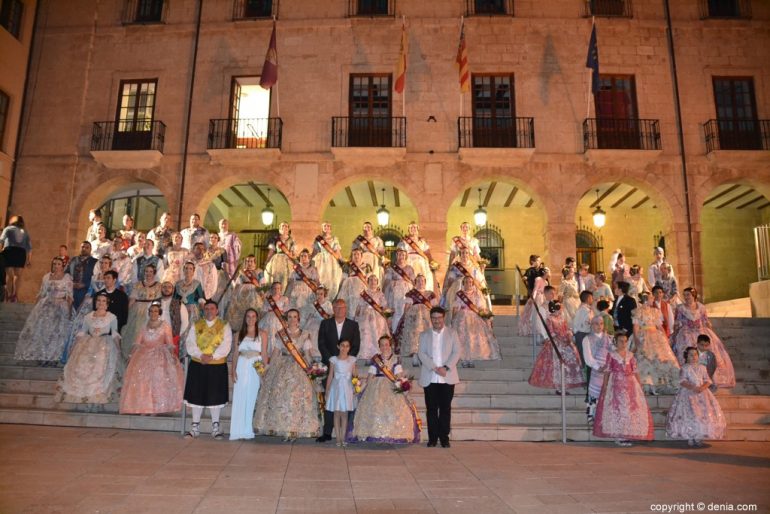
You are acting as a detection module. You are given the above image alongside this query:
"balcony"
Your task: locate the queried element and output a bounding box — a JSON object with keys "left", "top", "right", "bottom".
{"left": 704, "top": 119, "right": 770, "bottom": 164}
{"left": 207, "top": 118, "right": 282, "bottom": 163}
{"left": 583, "top": 118, "right": 660, "bottom": 151}
{"left": 90, "top": 120, "right": 165, "bottom": 169}
{"left": 331, "top": 117, "right": 405, "bottom": 148}
{"left": 465, "top": 0, "right": 514, "bottom": 16}
{"left": 698, "top": 0, "right": 751, "bottom": 19}
{"left": 457, "top": 117, "right": 534, "bottom": 165}
{"left": 346, "top": 0, "right": 394, "bottom": 17}
{"left": 122, "top": 0, "right": 165, "bottom": 24}
{"left": 581, "top": 0, "right": 632, "bottom": 17}
{"left": 232, "top": 0, "right": 278, "bottom": 20}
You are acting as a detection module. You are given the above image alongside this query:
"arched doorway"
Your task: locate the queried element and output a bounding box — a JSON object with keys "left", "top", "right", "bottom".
{"left": 320, "top": 180, "right": 418, "bottom": 257}
{"left": 575, "top": 182, "right": 671, "bottom": 279}
{"left": 97, "top": 182, "right": 169, "bottom": 236}
{"left": 447, "top": 181, "right": 547, "bottom": 302}
{"left": 203, "top": 182, "right": 290, "bottom": 268}
{"left": 700, "top": 182, "right": 770, "bottom": 302}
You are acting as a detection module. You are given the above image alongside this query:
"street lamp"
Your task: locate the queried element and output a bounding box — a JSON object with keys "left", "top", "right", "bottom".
{"left": 474, "top": 187, "right": 487, "bottom": 227}
{"left": 376, "top": 187, "right": 390, "bottom": 226}
{"left": 261, "top": 187, "right": 275, "bottom": 226}
{"left": 592, "top": 189, "right": 606, "bottom": 228}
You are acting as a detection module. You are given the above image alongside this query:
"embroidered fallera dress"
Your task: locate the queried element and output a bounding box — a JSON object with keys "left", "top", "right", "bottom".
{"left": 632, "top": 305, "right": 680, "bottom": 392}
{"left": 672, "top": 303, "right": 735, "bottom": 389}
{"left": 14, "top": 273, "right": 72, "bottom": 362}
{"left": 528, "top": 313, "right": 585, "bottom": 390}
{"left": 312, "top": 235, "right": 343, "bottom": 300}
{"left": 451, "top": 288, "right": 500, "bottom": 362}
{"left": 666, "top": 363, "right": 727, "bottom": 441}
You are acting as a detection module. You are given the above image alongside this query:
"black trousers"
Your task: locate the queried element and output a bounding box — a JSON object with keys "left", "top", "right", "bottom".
{"left": 574, "top": 331, "right": 590, "bottom": 401}
{"left": 423, "top": 382, "right": 455, "bottom": 444}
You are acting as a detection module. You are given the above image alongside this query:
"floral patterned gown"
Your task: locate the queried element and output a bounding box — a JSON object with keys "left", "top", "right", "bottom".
{"left": 632, "top": 305, "right": 680, "bottom": 392}
{"left": 355, "top": 288, "right": 390, "bottom": 360}
{"left": 312, "top": 235, "right": 343, "bottom": 300}
{"left": 672, "top": 303, "right": 735, "bottom": 389}
{"left": 287, "top": 264, "right": 320, "bottom": 311}
{"left": 397, "top": 237, "right": 434, "bottom": 293}
{"left": 383, "top": 264, "right": 415, "bottom": 333}
{"left": 225, "top": 269, "right": 264, "bottom": 332}
{"left": 451, "top": 288, "right": 501, "bottom": 362}
{"left": 14, "top": 273, "right": 73, "bottom": 362}
{"left": 665, "top": 363, "right": 727, "bottom": 441}
{"left": 528, "top": 313, "right": 585, "bottom": 390}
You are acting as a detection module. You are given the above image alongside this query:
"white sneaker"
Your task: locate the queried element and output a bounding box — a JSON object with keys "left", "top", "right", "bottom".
{"left": 211, "top": 422, "right": 223, "bottom": 440}
{"left": 185, "top": 422, "right": 200, "bottom": 439}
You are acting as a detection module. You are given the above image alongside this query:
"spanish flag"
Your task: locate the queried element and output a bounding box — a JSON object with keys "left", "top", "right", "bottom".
{"left": 394, "top": 21, "right": 408, "bottom": 94}
{"left": 456, "top": 19, "right": 470, "bottom": 93}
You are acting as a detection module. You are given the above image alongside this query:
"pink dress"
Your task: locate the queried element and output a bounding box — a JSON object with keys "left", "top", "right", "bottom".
{"left": 592, "top": 351, "right": 654, "bottom": 441}
{"left": 517, "top": 277, "right": 546, "bottom": 336}
{"left": 119, "top": 321, "right": 184, "bottom": 414}
{"left": 666, "top": 363, "right": 727, "bottom": 441}
{"left": 672, "top": 303, "right": 735, "bottom": 388}
{"left": 528, "top": 314, "right": 585, "bottom": 390}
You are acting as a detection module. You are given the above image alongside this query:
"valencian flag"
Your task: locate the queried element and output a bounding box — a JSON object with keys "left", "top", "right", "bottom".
{"left": 394, "top": 21, "right": 408, "bottom": 94}
{"left": 259, "top": 22, "right": 277, "bottom": 89}
{"left": 456, "top": 19, "right": 470, "bottom": 93}
{"left": 586, "top": 21, "right": 600, "bottom": 95}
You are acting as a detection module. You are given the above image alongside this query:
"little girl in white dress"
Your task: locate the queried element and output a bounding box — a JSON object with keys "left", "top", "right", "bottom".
{"left": 325, "top": 340, "right": 357, "bottom": 447}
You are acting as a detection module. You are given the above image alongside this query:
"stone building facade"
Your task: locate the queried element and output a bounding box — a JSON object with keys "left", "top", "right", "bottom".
{"left": 7, "top": 0, "right": 770, "bottom": 302}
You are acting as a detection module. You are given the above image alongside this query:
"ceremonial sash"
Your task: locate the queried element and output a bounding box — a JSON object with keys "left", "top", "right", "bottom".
{"left": 276, "top": 239, "right": 298, "bottom": 265}
{"left": 266, "top": 295, "right": 288, "bottom": 331}
{"left": 315, "top": 235, "right": 345, "bottom": 265}
{"left": 452, "top": 236, "right": 479, "bottom": 264}
{"left": 293, "top": 264, "right": 319, "bottom": 293}
{"left": 349, "top": 262, "right": 369, "bottom": 286}
{"left": 402, "top": 236, "right": 429, "bottom": 261}
{"left": 406, "top": 289, "right": 433, "bottom": 309}
{"left": 453, "top": 262, "right": 485, "bottom": 292}
{"left": 313, "top": 301, "right": 332, "bottom": 320}
{"left": 276, "top": 329, "right": 310, "bottom": 373}
{"left": 243, "top": 269, "right": 260, "bottom": 286}
{"left": 457, "top": 290, "right": 490, "bottom": 320}
{"left": 356, "top": 235, "right": 386, "bottom": 265}
{"left": 360, "top": 291, "right": 392, "bottom": 328}
{"left": 370, "top": 354, "right": 422, "bottom": 431}
{"left": 390, "top": 264, "right": 414, "bottom": 287}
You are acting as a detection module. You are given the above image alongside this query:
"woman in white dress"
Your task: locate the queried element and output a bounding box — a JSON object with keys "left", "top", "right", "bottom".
{"left": 382, "top": 249, "right": 415, "bottom": 334}
{"left": 632, "top": 292, "right": 680, "bottom": 395}
{"left": 264, "top": 222, "right": 296, "bottom": 292}
{"left": 92, "top": 224, "right": 113, "bottom": 260}
{"left": 259, "top": 281, "right": 290, "bottom": 354}
{"left": 56, "top": 293, "right": 123, "bottom": 405}
{"left": 451, "top": 276, "right": 500, "bottom": 366}
{"left": 287, "top": 249, "right": 320, "bottom": 311}
{"left": 300, "top": 286, "right": 333, "bottom": 357}
{"left": 336, "top": 248, "right": 370, "bottom": 318}
{"left": 558, "top": 266, "right": 580, "bottom": 327}
{"left": 441, "top": 247, "right": 487, "bottom": 325}
{"left": 397, "top": 222, "right": 437, "bottom": 293}
{"left": 162, "top": 232, "right": 188, "bottom": 284}
{"left": 230, "top": 308, "right": 268, "bottom": 440}
{"left": 355, "top": 274, "right": 391, "bottom": 360}
{"left": 448, "top": 221, "right": 481, "bottom": 265}
{"left": 352, "top": 222, "right": 385, "bottom": 283}
{"left": 397, "top": 274, "right": 438, "bottom": 358}
{"left": 628, "top": 264, "right": 650, "bottom": 301}
{"left": 311, "top": 222, "right": 344, "bottom": 300}
{"left": 225, "top": 255, "right": 265, "bottom": 332}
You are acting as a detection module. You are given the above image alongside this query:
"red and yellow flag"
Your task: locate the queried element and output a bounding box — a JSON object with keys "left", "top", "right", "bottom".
{"left": 394, "top": 21, "right": 408, "bottom": 94}
{"left": 456, "top": 19, "right": 470, "bottom": 93}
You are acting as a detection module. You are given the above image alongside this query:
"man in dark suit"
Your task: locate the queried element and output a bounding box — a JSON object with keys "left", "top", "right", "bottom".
{"left": 316, "top": 298, "right": 360, "bottom": 442}
{"left": 95, "top": 270, "right": 129, "bottom": 331}
{"left": 612, "top": 281, "right": 637, "bottom": 334}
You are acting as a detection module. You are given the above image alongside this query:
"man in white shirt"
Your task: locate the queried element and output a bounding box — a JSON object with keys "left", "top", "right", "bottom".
{"left": 184, "top": 300, "right": 232, "bottom": 440}
{"left": 418, "top": 307, "right": 460, "bottom": 448}
{"left": 572, "top": 290, "right": 595, "bottom": 369}
{"left": 647, "top": 247, "right": 666, "bottom": 288}
{"left": 181, "top": 213, "right": 209, "bottom": 251}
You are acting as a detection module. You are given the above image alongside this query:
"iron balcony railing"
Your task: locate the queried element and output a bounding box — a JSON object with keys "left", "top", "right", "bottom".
{"left": 232, "top": 0, "right": 278, "bottom": 20}
{"left": 583, "top": 118, "right": 661, "bottom": 151}
{"left": 347, "top": 0, "right": 395, "bottom": 17}
{"left": 91, "top": 120, "right": 166, "bottom": 152}
{"left": 208, "top": 118, "right": 283, "bottom": 149}
{"left": 458, "top": 117, "right": 534, "bottom": 149}
{"left": 122, "top": 0, "right": 165, "bottom": 24}
{"left": 698, "top": 0, "right": 751, "bottom": 19}
{"left": 582, "top": 0, "right": 632, "bottom": 17}
{"left": 704, "top": 119, "right": 770, "bottom": 153}
{"left": 465, "top": 0, "right": 514, "bottom": 16}
{"left": 331, "top": 116, "right": 406, "bottom": 148}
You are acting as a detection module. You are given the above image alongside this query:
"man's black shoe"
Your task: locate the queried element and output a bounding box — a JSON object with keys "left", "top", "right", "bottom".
{"left": 316, "top": 434, "right": 331, "bottom": 443}
{"left": 441, "top": 440, "right": 451, "bottom": 448}
{"left": 427, "top": 441, "right": 437, "bottom": 447}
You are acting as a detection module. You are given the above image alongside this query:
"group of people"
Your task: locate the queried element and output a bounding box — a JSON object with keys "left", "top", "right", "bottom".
{"left": 520, "top": 250, "right": 731, "bottom": 447}
{"left": 11, "top": 212, "right": 502, "bottom": 446}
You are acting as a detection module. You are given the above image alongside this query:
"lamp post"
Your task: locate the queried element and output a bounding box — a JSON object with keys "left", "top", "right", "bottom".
{"left": 592, "top": 189, "right": 606, "bottom": 228}
{"left": 376, "top": 187, "right": 390, "bottom": 226}
{"left": 261, "top": 187, "right": 275, "bottom": 226}
{"left": 474, "top": 187, "right": 487, "bottom": 227}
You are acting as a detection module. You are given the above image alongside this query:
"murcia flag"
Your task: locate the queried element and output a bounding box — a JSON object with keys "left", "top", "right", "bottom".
{"left": 456, "top": 19, "right": 470, "bottom": 93}
{"left": 260, "top": 22, "right": 277, "bottom": 89}
{"left": 394, "top": 22, "right": 408, "bottom": 94}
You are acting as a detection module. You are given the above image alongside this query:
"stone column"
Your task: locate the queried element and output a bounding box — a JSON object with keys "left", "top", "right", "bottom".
{"left": 544, "top": 221, "right": 577, "bottom": 283}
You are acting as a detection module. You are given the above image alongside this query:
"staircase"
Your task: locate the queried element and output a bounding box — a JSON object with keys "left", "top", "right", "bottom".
{"left": 1, "top": 303, "right": 769, "bottom": 441}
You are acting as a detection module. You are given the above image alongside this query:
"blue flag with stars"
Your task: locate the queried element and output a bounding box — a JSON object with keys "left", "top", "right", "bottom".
{"left": 586, "top": 23, "right": 600, "bottom": 95}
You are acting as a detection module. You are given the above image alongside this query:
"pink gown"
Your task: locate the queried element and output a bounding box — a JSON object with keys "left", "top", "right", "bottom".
{"left": 672, "top": 303, "right": 735, "bottom": 389}
{"left": 592, "top": 351, "right": 654, "bottom": 441}
{"left": 119, "top": 321, "right": 184, "bottom": 414}
{"left": 528, "top": 314, "right": 585, "bottom": 390}
{"left": 517, "top": 277, "right": 546, "bottom": 336}
{"left": 666, "top": 363, "right": 727, "bottom": 441}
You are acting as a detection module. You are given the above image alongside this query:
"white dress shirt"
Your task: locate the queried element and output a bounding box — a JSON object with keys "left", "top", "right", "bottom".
{"left": 335, "top": 320, "right": 345, "bottom": 339}
{"left": 185, "top": 317, "right": 232, "bottom": 360}
{"left": 430, "top": 328, "right": 446, "bottom": 384}
{"left": 573, "top": 304, "right": 595, "bottom": 334}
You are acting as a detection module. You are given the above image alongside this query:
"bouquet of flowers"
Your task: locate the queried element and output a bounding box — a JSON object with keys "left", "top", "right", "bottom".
{"left": 393, "top": 377, "right": 413, "bottom": 394}
{"left": 382, "top": 308, "right": 394, "bottom": 319}
{"left": 429, "top": 260, "right": 441, "bottom": 272}
{"left": 478, "top": 309, "right": 494, "bottom": 320}
{"left": 308, "top": 362, "right": 328, "bottom": 393}
{"left": 252, "top": 360, "right": 266, "bottom": 376}
{"left": 351, "top": 376, "right": 363, "bottom": 395}
{"left": 478, "top": 257, "right": 491, "bottom": 268}
{"left": 381, "top": 257, "right": 391, "bottom": 267}
{"left": 481, "top": 287, "right": 490, "bottom": 296}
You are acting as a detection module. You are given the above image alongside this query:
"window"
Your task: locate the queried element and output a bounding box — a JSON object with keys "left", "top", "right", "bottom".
{"left": 114, "top": 79, "right": 157, "bottom": 150}
{"left": 472, "top": 74, "right": 516, "bottom": 147}
{"left": 234, "top": 0, "right": 274, "bottom": 19}
{"left": 705, "top": 0, "right": 746, "bottom": 17}
{"left": 133, "top": 0, "right": 163, "bottom": 23}
{"left": 586, "top": 0, "right": 631, "bottom": 17}
{"left": 228, "top": 76, "right": 272, "bottom": 148}
{"left": 469, "top": 0, "right": 510, "bottom": 15}
{"left": 0, "top": 0, "right": 23, "bottom": 38}
{"left": 348, "top": 74, "right": 392, "bottom": 147}
{"left": 353, "top": 0, "right": 390, "bottom": 16}
{"left": 594, "top": 74, "right": 639, "bottom": 149}
{"left": 576, "top": 227, "right": 604, "bottom": 277}
{"left": 0, "top": 90, "right": 9, "bottom": 153}
{"left": 375, "top": 225, "right": 403, "bottom": 263}
{"left": 713, "top": 77, "right": 760, "bottom": 150}
{"left": 475, "top": 225, "right": 504, "bottom": 270}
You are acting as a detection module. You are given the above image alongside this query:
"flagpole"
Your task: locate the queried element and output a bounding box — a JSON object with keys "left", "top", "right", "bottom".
{"left": 274, "top": 16, "right": 280, "bottom": 118}
{"left": 459, "top": 16, "right": 464, "bottom": 118}
{"left": 586, "top": 17, "right": 595, "bottom": 121}
{"left": 402, "top": 16, "right": 406, "bottom": 119}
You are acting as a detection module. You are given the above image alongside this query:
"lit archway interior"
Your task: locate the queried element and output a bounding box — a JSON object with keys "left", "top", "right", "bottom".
{"left": 321, "top": 180, "right": 418, "bottom": 258}
{"left": 575, "top": 182, "right": 670, "bottom": 278}
{"left": 204, "top": 182, "right": 291, "bottom": 266}
{"left": 701, "top": 183, "right": 770, "bottom": 303}
{"left": 97, "top": 182, "right": 169, "bottom": 236}
{"left": 447, "top": 181, "right": 546, "bottom": 299}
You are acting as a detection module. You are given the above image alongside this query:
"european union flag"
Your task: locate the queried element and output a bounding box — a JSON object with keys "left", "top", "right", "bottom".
{"left": 586, "top": 23, "right": 600, "bottom": 95}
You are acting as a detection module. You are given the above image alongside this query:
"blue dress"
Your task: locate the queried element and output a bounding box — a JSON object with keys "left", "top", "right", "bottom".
{"left": 326, "top": 356, "right": 356, "bottom": 412}
{"left": 229, "top": 335, "right": 262, "bottom": 440}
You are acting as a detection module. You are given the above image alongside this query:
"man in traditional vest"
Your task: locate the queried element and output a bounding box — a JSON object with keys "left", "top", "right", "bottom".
{"left": 184, "top": 299, "right": 231, "bottom": 439}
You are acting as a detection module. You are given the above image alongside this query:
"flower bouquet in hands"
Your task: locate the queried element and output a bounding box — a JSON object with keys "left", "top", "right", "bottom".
{"left": 307, "top": 362, "right": 328, "bottom": 392}
{"left": 393, "top": 376, "right": 413, "bottom": 395}
{"left": 478, "top": 308, "right": 494, "bottom": 320}
{"left": 252, "top": 358, "right": 266, "bottom": 376}
{"left": 382, "top": 308, "right": 394, "bottom": 319}
{"left": 351, "top": 376, "right": 363, "bottom": 395}
{"left": 429, "top": 260, "right": 441, "bottom": 272}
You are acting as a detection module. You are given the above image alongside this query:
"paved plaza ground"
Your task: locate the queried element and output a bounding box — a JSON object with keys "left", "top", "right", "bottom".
{"left": 0, "top": 424, "right": 768, "bottom": 514}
